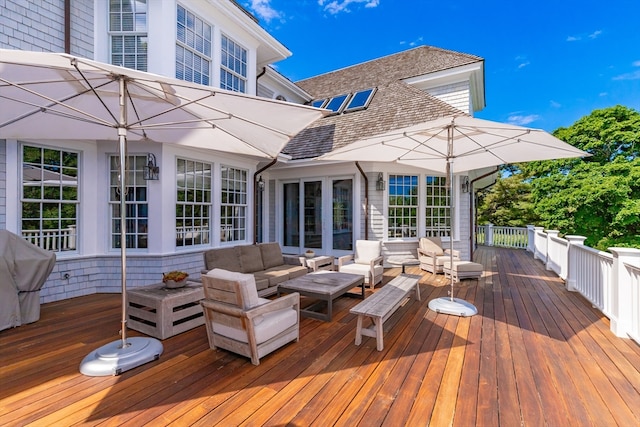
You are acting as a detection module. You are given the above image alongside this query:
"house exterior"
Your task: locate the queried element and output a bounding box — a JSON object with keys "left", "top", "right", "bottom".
{"left": 1, "top": 0, "right": 493, "bottom": 304}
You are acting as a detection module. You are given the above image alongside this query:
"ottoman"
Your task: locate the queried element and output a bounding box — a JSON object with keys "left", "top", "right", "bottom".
{"left": 443, "top": 261, "right": 483, "bottom": 282}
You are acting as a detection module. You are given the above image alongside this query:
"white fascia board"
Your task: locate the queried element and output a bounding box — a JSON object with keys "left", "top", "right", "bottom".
{"left": 262, "top": 67, "right": 313, "bottom": 101}
{"left": 215, "top": 0, "right": 291, "bottom": 66}
{"left": 403, "top": 62, "right": 486, "bottom": 113}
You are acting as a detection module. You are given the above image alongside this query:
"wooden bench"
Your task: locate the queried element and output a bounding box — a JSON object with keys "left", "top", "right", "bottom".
{"left": 349, "top": 274, "right": 421, "bottom": 351}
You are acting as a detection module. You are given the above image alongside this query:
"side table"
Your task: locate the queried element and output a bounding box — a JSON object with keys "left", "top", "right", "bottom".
{"left": 127, "top": 281, "right": 205, "bottom": 340}
{"left": 305, "top": 255, "right": 335, "bottom": 272}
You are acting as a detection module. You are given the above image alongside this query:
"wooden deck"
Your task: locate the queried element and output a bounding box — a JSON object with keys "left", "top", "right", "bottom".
{"left": 2, "top": 246, "right": 640, "bottom": 426}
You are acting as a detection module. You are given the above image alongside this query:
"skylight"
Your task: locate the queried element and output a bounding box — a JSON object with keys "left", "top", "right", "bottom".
{"left": 324, "top": 93, "right": 350, "bottom": 113}
{"left": 311, "top": 99, "right": 327, "bottom": 108}
{"left": 344, "top": 88, "right": 376, "bottom": 112}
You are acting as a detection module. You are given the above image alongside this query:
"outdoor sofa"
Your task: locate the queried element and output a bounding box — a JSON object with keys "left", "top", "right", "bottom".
{"left": 202, "top": 242, "right": 307, "bottom": 297}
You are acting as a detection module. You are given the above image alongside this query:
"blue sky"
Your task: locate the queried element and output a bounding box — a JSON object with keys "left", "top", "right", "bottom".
{"left": 244, "top": 0, "right": 640, "bottom": 132}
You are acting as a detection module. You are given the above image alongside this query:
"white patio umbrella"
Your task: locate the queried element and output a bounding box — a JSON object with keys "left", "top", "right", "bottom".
{"left": 319, "top": 115, "right": 589, "bottom": 316}
{"left": 0, "top": 49, "right": 326, "bottom": 375}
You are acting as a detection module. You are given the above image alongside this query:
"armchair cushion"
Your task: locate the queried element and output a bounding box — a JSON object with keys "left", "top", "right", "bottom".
{"left": 355, "top": 240, "right": 382, "bottom": 264}
{"left": 213, "top": 304, "right": 297, "bottom": 344}
{"left": 205, "top": 268, "right": 260, "bottom": 309}
{"left": 419, "top": 237, "right": 444, "bottom": 256}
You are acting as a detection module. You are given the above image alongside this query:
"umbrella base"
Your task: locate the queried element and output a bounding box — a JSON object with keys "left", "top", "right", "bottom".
{"left": 429, "top": 297, "right": 478, "bottom": 317}
{"left": 79, "top": 336, "right": 163, "bottom": 376}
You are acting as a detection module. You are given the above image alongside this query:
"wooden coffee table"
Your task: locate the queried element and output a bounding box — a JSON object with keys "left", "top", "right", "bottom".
{"left": 277, "top": 271, "right": 364, "bottom": 321}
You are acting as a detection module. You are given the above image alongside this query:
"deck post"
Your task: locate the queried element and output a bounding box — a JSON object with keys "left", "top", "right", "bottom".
{"left": 565, "top": 235, "right": 587, "bottom": 292}
{"left": 608, "top": 248, "right": 640, "bottom": 339}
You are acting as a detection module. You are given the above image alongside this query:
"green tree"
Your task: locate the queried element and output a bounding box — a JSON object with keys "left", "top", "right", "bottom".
{"left": 477, "top": 175, "right": 540, "bottom": 227}
{"left": 478, "top": 105, "right": 640, "bottom": 250}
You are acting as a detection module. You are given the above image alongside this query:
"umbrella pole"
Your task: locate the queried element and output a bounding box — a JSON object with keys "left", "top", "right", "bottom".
{"left": 427, "top": 122, "right": 477, "bottom": 317}
{"left": 79, "top": 77, "right": 163, "bottom": 376}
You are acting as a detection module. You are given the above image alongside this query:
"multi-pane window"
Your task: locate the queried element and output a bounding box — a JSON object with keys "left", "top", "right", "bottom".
{"left": 220, "top": 35, "right": 247, "bottom": 93}
{"left": 388, "top": 174, "right": 418, "bottom": 238}
{"left": 176, "top": 5, "right": 212, "bottom": 85}
{"left": 220, "top": 166, "right": 247, "bottom": 242}
{"left": 176, "top": 158, "right": 211, "bottom": 247}
{"left": 109, "top": 0, "right": 148, "bottom": 71}
{"left": 109, "top": 155, "right": 148, "bottom": 249}
{"left": 425, "top": 176, "right": 450, "bottom": 237}
{"left": 21, "top": 145, "right": 78, "bottom": 252}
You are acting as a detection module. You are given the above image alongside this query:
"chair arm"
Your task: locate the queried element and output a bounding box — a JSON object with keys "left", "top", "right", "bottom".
{"left": 444, "top": 249, "right": 461, "bottom": 258}
{"left": 200, "top": 299, "right": 246, "bottom": 317}
{"left": 369, "top": 255, "right": 384, "bottom": 269}
{"left": 283, "top": 254, "right": 305, "bottom": 266}
{"left": 417, "top": 248, "right": 437, "bottom": 257}
{"left": 338, "top": 254, "right": 354, "bottom": 268}
{"left": 200, "top": 268, "right": 210, "bottom": 275}
{"left": 245, "top": 292, "right": 300, "bottom": 320}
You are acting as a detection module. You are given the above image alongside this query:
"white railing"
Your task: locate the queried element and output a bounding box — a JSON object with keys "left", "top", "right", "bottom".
{"left": 22, "top": 226, "right": 76, "bottom": 251}
{"left": 477, "top": 223, "right": 640, "bottom": 344}
{"left": 475, "top": 224, "right": 528, "bottom": 249}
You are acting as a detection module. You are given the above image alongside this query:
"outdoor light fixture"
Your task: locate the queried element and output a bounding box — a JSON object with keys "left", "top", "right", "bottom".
{"left": 143, "top": 153, "right": 159, "bottom": 180}
{"left": 461, "top": 176, "right": 470, "bottom": 193}
{"left": 376, "top": 172, "right": 385, "bottom": 191}
{"left": 257, "top": 175, "right": 265, "bottom": 191}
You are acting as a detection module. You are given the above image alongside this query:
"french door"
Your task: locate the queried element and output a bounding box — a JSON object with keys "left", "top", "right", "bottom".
{"left": 282, "top": 177, "right": 353, "bottom": 255}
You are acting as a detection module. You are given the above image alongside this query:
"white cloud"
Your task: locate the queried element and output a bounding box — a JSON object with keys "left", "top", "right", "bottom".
{"left": 632, "top": 60, "right": 640, "bottom": 67}
{"left": 319, "top": 0, "right": 380, "bottom": 15}
{"left": 599, "top": 92, "right": 608, "bottom": 97}
{"left": 515, "top": 55, "right": 530, "bottom": 69}
{"left": 588, "top": 30, "right": 603, "bottom": 39}
{"left": 613, "top": 70, "right": 640, "bottom": 81}
{"left": 249, "top": 0, "right": 282, "bottom": 23}
{"left": 400, "top": 36, "right": 424, "bottom": 47}
{"left": 550, "top": 100, "right": 561, "bottom": 108}
{"left": 507, "top": 114, "right": 540, "bottom": 126}
{"left": 566, "top": 35, "right": 580, "bottom": 42}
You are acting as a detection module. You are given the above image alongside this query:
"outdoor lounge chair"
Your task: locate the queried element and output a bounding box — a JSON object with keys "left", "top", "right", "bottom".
{"left": 200, "top": 268, "right": 300, "bottom": 365}
{"left": 338, "top": 240, "right": 384, "bottom": 289}
{"left": 417, "top": 237, "right": 460, "bottom": 274}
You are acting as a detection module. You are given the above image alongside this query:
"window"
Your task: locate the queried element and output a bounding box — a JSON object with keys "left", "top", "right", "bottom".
{"left": 176, "top": 5, "right": 212, "bottom": 85}
{"left": 220, "top": 166, "right": 247, "bottom": 242}
{"left": 109, "top": 0, "right": 148, "bottom": 71}
{"left": 324, "top": 94, "right": 350, "bottom": 113}
{"left": 220, "top": 35, "right": 247, "bottom": 93}
{"left": 176, "top": 158, "right": 212, "bottom": 247}
{"left": 21, "top": 145, "right": 78, "bottom": 252}
{"left": 311, "top": 99, "right": 327, "bottom": 108}
{"left": 344, "top": 88, "right": 376, "bottom": 112}
{"left": 388, "top": 174, "right": 418, "bottom": 238}
{"left": 425, "top": 176, "right": 450, "bottom": 237}
{"left": 109, "top": 154, "right": 148, "bottom": 249}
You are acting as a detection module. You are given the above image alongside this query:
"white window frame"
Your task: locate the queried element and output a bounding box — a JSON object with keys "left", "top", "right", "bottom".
{"left": 220, "top": 34, "right": 247, "bottom": 93}
{"left": 176, "top": 157, "right": 212, "bottom": 247}
{"left": 20, "top": 144, "right": 79, "bottom": 253}
{"left": 109, "top": 154, "right": 148, "bottom": 250}
{"left": 387, "top": 174, "right": 419, "bottom": 238}
{"left": 425, "top": 176, "right": 451, "bottom": 237}
{"left": 108, "top": 0, "right": 148, "bottom": 71}
{"left": 220, "top": 165, "right": 248, "bottom": 243}
{"left": 176, "top": 4, "right": 212, "bottom": 85}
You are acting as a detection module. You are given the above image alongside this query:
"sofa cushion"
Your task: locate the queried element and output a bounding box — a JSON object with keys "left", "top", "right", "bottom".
{"left": 238, "top": 245, "right": 265, "bottom": 273}
{"left": 205, "top": 268, "right": 260, "bottom": 309}
{"left": 254, "top": 267, "right": 291, "bottom": 286}
{"left": 419, "top": 237, "right": 444, "bottom": 256}
{"left": 258, "top": 242, "right": 284, "bottom": 269}
{"left": 204, "top": 247, "right": 242, "bottom": 272}
{"left": 254, "top": 277, "right": 269, "bottom": 291}
{"left": 354, "top": 240, "right": 381, "bottom": 264}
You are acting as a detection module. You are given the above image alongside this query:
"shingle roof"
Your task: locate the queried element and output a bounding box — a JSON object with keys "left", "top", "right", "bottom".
{"left": 283, "top": 45, "right": 483, "bottom": 160}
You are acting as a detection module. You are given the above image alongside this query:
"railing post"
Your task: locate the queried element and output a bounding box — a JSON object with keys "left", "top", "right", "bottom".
{"left": 487, "top": 223, "right": 494, "bottom": 247}
{"left": 608, "top": 248, "right": 640, "bottom": 339}
{"left": 565, "top": 235, "right": 587, "bottom": 291}
{"left": 533, "top": 227, "right": 545, "bottom": 261}
{"left": 526, "top": 225, "right": 535, "bottom": 254}
{"left": 545, "top": 230, "right": 559, "bottom": 271}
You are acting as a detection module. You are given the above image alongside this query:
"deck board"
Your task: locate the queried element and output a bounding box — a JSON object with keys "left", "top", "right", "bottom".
{"left": 1, "top": 246, "right": 640, "bottom": 426}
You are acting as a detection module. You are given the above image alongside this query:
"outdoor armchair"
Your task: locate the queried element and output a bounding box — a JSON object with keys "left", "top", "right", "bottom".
{"left": 417, "top": 237, "right": 460, "bottom": 274}
{"left": 338, "top": 240, "right": 384, "bottom": 289}
{"left": 200, "top": 268, "right": 300, "bottom": 365}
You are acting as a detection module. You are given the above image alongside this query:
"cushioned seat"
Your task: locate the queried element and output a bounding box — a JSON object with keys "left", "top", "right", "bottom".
{"left": 417, "top": 237, "right": 460, "bottom": 274}
{"left": 443, "top": 261, "right": 483, "bottom": 282}
{"left": 338, "top": 240, "right": 384, "bottom": 289}
{"left": 200, "top": 268, "right": 300, "bottom": 365}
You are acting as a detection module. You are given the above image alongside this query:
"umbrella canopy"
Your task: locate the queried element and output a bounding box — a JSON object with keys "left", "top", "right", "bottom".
{"left": 0, "top": 49, "right": 325, "bottom": 158}
{"left": 320, "top": 115, "right": 589, "bottom": 317}
{"left": 319, "top": 115, "right": 588, "bottom": 173}
{"left": 0, "top": 49, "right": 326, "bottom": 375}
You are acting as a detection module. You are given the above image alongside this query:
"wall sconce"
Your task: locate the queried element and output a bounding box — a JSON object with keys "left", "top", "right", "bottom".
{"left": 376, "top": 172, "right": 385, "bottom": 191}
{"left": 143, "top": 153, "right": 159, "bottom": 180}
{"left": 257, "top": 175, "right": 265, "bottom": 192}
{"left": 461, "top": 176, "right": 470, "bottom": 193}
